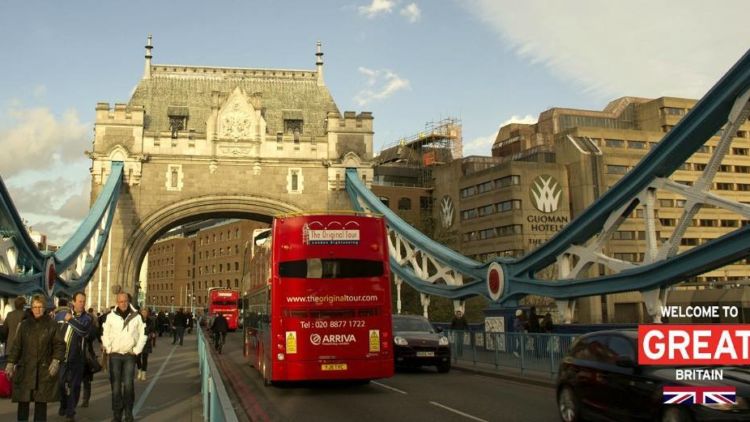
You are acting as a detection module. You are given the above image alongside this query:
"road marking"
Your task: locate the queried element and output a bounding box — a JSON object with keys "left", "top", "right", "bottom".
{"left": 429, "top": 401, "right": 488, "bottom": 422}
{"left": 133, "top": 345, "right": 178, "bottom": 417}
{"left": 372, "top": 381, "right": 407, "bottom": 395}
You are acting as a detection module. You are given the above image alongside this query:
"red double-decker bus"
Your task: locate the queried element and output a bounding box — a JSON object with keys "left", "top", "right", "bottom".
{"left": 242, "top": 213, "right": 393, "bottom": 384}
{"left": 208, "top": 288, "right": 240, "bottom": 331}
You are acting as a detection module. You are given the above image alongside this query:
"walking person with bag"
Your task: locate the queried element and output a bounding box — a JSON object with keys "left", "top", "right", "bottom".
{"left": 56, "top": 292, "right": 93, "bottom": 422}
{"left": 5, "top": 296, "right": 28, "bottom": 355}
{"left": 78, "top": 333, "right": 101, "bottom": 408}
{"left": 102, "top": 292, "right": 147, "bottom": 422}
{"left": 136, "top": 308, "right": 156, "bottom": 381}
{"left": 5, "top": 295, "right": 65, "bottom": 421}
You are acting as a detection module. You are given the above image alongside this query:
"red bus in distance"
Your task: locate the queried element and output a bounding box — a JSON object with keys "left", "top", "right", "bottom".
{"left": 208, "top": 287, "right": 240, "bottom": 331}
{"left": 242, "top": 213, "right": 393, "bottom": 384}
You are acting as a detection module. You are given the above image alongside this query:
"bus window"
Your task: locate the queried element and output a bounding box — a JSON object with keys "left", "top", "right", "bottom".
{"left": 278, "top": 258, "right": 383, "bottom": 278}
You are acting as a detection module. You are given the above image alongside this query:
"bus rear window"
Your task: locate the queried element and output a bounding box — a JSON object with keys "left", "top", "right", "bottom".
{"left": 279, "top": 259, "right": 383, "bottom": 278}
{"left": 211, "top": 300, "right": 237, "bottom": 306}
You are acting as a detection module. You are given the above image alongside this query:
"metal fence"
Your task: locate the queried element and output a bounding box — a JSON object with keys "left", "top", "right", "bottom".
{"left": 447, "top": 330, "right": 578, "bottom": 378}
{"left": 197, "top": 325, "right": 239, "bottom": 422}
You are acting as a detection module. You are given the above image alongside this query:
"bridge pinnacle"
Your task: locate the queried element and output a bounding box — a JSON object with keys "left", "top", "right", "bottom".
{"left": 144, "top": 34, "right": 153, "bottom": 79}
{"left": 316, "top": 41, "right": 324, "bottom": 86}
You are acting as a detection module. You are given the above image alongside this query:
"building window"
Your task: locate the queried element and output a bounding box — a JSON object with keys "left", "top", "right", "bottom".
{"left": 604, "top": 139, "right": 625, "bottom": 148}
{"left": 658, "top": 199, "right": 674, "bottom": 208}
{"left": 716, "top": 183, "right": 734, "bottom": 190}
{"left": 397, "top": 197, "right": 412, "bottom": 210}
{"left": 378, "top": 197, "right": 390, "bottom": 207}
{"left": 287, "top": 168, "right": 304, "bottom": 193}
{"left": 606, "top": 165, "right": 629, "bottom": 175}
{"left": 284, "top": 119, "right": 303, "bottom": 135}
{"left": 169, "top": 116, "right": 186, "bottom": 139}
{"left": 627, "top": 140, "right": 646, "bottom": 149}
{"left": 733, "top": 147, "right": 749, "bottom": 155}
{"left": 420, "top": 196, "right": 432, "bottom": 210}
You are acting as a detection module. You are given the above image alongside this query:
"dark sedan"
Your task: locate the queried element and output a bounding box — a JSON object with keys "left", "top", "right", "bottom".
{"left": 392, "top": 314, "right": 451, "bottom": 373}
{"left": 556, "top": 330, "right": 750, "bottom": 422}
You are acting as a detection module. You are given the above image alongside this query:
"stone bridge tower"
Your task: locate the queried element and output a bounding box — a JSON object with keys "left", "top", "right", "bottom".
{"left": 87, "top": 37, "right": 374, "bottom": 309}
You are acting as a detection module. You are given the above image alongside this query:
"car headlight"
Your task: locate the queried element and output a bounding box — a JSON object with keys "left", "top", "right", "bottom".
{"left": 439, "top": 336, "right": 450, "bottom": 346}
{"left": 394, "top": 336, "right": 408, "bottom": 346}
{"left": 700, "top": 397, "right": 749, "bottom": 411}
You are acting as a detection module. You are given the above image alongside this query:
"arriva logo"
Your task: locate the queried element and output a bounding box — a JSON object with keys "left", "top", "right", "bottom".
{"left": 530, "top": 175, "right": 562, "bottom": 213}
{"left": 310, "top": 333, "right": 357, "bottom": 346}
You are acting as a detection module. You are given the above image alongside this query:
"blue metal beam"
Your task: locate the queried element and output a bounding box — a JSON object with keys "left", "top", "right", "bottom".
{"left": 0, "top": 162, "right": 123, "bottom": 297}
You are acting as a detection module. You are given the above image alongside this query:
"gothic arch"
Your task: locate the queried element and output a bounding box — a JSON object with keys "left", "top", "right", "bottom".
{"left": 115, "top": 195, "right": 302, "bottom": 294}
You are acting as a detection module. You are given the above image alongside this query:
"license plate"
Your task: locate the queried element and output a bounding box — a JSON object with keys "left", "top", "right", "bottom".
{"left": 416, "top": 351, "right": 435, "bottom": 357}
{"left": 321, "top": 363, "right": 348, "bottom": 371}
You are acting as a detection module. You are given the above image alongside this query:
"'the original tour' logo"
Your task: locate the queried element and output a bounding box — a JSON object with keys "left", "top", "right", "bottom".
{"left": 530, "top": 175, "right": 562, "bottom": 213}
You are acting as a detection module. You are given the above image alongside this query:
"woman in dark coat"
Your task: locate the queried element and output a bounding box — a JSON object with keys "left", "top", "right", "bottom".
{"left": 5, "top": 295, "right": 65, "bottom": 421}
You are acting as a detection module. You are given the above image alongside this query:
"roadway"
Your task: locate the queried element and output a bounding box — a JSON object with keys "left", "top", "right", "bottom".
{"left": 0, "top": 328, "right": 559, "bottom": 421}
{"left": 216, "top": 332, "right": 559, "bottom": 422}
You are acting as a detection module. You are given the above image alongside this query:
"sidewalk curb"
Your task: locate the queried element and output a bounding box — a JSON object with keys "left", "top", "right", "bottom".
{"left": 452, "top": 364, "right": 556, "bottom": 389}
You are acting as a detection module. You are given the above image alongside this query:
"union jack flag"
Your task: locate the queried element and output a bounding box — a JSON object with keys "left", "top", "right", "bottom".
{"left": 663, "top": 386, "right": 736, "bottom": 405}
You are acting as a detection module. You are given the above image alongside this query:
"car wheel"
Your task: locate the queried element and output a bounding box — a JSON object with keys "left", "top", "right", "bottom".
{"left": 661, "top": 406, "right": 691, "bottom": 422}
{"left": 557, "top": 386, "right": 579, "bottom": 422}
{"left": 437, "top": 361, "right": 451, "bottom": 373}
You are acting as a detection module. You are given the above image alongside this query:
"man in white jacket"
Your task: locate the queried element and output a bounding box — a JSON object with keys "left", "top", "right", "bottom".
{"left": 102, "top": 292, "right": 146, "bottom": 422}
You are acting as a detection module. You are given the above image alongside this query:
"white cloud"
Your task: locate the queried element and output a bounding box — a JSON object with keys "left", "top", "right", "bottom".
{"left": 0, "top": 105, "right": 89, "bottom": 178}
{"left": 500, "top": 114, "right": 537, "bottom": 127}
{"left": 463, "top": 115, "right": 537, "bottom": 157}
{"left": 359, "top": 0, "right": 395, "bottom": 18}
{"left": 467, "top": 0, "right": 750, "bottom": 99}
{"left": 354, "top": 67, "right": 411, "bottom": 105}
{"left": 400, "top": 3, "right": 421, "bottom": 23}
{"left": 463, "top": 132, "right": 497, "bottom": 157}
{"left": 6, "top": 177, "right": 91, "bottom": 244}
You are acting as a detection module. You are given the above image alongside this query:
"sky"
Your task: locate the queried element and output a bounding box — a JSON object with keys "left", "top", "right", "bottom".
{"left": 1, "top": 0, "right": 749, "bottom": 244}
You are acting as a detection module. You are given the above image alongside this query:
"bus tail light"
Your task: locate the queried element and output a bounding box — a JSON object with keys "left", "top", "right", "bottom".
{"left": 277, "top": 353, "right": 285, "bottom": 361}
{"left": 381, "top": 331, "right": 390, "bottom": 351}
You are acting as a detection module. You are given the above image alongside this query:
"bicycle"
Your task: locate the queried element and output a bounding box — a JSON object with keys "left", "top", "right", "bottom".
{"left": 212, "top": 331, "right": 226, "bottom": 354}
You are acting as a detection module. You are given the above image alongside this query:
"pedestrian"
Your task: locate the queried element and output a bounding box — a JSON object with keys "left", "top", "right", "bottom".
{"left": 449, "top": 309, "right": 469, "bottom": 357}
{"left": 136, "top": 308, "right": 156, "bottom": 381}
{"left": 56, "top": 292, "right": 93, "bottom": 422}
{"left": 186, "top": 311, "right": 194, "bottom": 334}
{"left": 156, "top": 312, "right": 167, "bottom": 337}
{"left": 4, "top": 296, "right": 27, "bottom": 355}
{"left": 5, "top": 295, "right": 65, "bottom": 421}
{"left": 172, "top": 308, "right": 187, "bottom": 346}
{"left": 102, "top": 292, "right": 147, "bottom": 422}
{"left": 541, "top": 313, "right": 553, "bottom": 333}
{"left": 513, "top": 309, "right": 527, "bottom": 357}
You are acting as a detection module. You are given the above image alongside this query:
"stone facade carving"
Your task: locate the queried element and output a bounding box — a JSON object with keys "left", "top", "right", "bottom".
{"left": 216, "top": 87, "right": 266, "bottom": 143}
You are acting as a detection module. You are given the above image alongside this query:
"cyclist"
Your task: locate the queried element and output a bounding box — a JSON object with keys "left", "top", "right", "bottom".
{"left": 210, "top": 313, "right": 229, "bottom": 353}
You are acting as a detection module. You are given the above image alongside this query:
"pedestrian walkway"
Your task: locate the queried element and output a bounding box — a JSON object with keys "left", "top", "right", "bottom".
{"left": 0, "top": 332, "right": 202, "bottom": 421}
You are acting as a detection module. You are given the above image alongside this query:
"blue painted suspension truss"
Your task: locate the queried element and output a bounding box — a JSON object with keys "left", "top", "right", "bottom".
{"left": 0, "top": 162, "right": 123, "bottom": 297}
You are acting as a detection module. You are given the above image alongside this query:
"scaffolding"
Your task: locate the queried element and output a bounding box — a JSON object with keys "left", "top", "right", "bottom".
{"left": 375, "top": 117, "right": 462, "bottom": 187}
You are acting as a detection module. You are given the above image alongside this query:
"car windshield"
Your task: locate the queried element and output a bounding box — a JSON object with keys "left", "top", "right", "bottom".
{"left": 393, "top": 317, "right": 434, "bottom": 332}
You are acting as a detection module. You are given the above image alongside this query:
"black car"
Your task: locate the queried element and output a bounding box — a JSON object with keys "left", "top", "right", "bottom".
{"left": 392, "top": 314, "right": 451, "bottom": 373}
{"left": 556, "top": 330, "right": 750, "bottom": 422}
